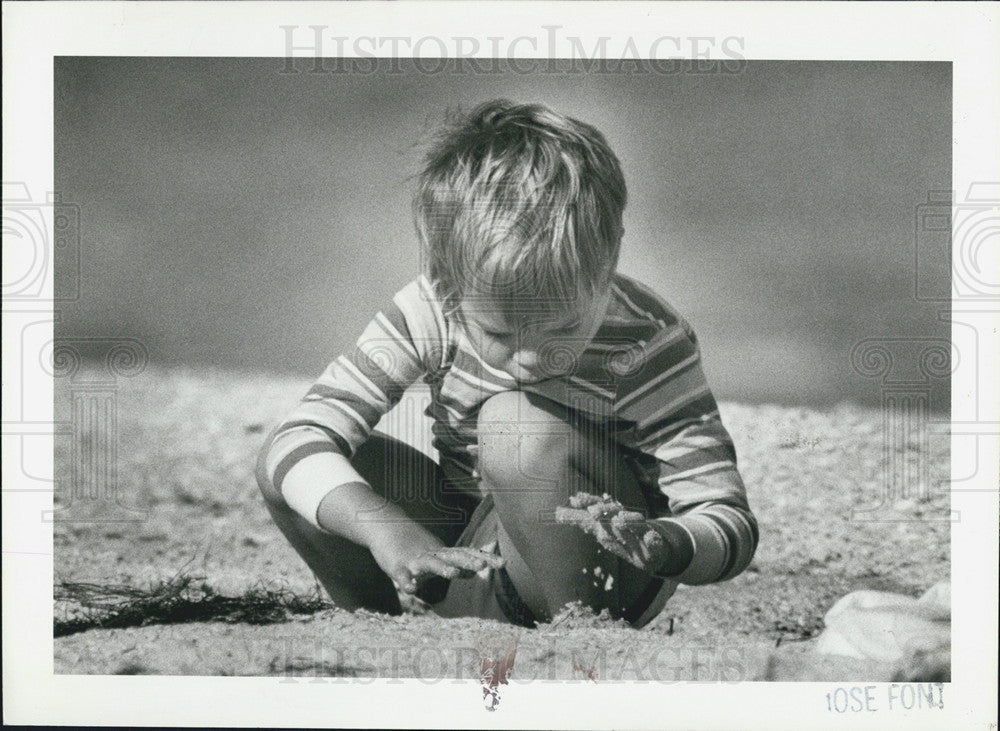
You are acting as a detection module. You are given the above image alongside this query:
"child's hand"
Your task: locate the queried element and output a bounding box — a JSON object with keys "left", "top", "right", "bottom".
{"left": 406, "top": 546, "right": 506, "bottom": 585}
{"left": 368, "top": 524, "right": 505, "bottom": 600}
{"left": 555, "top": 492, "right": 668, "bottom": 574}
{"left": 398, "top": 546, "right": 506, "bottom": 605}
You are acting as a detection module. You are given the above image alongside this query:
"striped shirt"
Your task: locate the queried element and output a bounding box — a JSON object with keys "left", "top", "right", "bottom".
{"left": 263, "top": 273, "right": 758, "bottom": 585}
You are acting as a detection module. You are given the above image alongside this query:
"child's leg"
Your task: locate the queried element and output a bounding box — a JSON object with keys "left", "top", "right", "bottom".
{"left": 477, "top": 390, "right": 658, "bottom": 622}
{"left": 256, "top": 430, "right": 474, "bottom": 614}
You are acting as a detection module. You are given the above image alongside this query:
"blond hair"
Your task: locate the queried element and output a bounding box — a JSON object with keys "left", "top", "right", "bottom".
{"left": 413, "top": 100, "right": 627, "bottom": 321}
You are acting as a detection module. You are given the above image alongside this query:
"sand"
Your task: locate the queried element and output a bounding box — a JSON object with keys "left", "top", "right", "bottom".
{"left": 53, "top": 364, "right": 950, "bottom": 680}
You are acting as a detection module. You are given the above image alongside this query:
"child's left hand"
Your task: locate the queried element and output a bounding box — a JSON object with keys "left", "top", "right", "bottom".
{"left": 555, "top": 492, "right": 668, "bottom": 574}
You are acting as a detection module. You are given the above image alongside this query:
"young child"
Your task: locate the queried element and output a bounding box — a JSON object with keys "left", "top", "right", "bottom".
{"left": 256, "top": 100, "right": 758, "bottom": 628}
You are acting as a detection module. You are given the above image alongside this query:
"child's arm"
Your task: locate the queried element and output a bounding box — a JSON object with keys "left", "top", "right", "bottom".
{"left": 557, "top": 418, "right": 757, "bottom": 584}
{"left": 261, "top": 277, "right": 501, "bottom": 590}
{"left": 642, "top": 415, "right": 758, "bottom": 584}
{"left": 283, "top": 457, "right": 502, "bottom": 592}
{"left": 561, "top": 282, "right": 758, "bottom": 583}
{"left": 555, "top": 492, "right": 690, "bottom": 575}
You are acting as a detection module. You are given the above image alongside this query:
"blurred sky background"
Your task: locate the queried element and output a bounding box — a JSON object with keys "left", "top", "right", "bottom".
{"left": 54, "top": 58, "right": 950, "bottom": 410}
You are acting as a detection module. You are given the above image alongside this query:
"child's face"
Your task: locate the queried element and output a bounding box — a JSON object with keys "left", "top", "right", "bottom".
{"left": 458, "top": 287, "right": 611, "bottom": 383}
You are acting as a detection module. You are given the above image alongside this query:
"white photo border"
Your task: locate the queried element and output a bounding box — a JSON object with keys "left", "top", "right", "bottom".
{"left": 2, "top": 1, "right": 998, "bottom": 728}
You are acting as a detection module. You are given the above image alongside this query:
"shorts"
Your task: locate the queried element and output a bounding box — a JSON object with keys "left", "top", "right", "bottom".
{"left": 430, "top": 493, "right": 678, "bottom": 628}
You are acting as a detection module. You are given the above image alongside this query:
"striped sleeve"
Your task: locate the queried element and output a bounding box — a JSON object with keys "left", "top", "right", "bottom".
{"left": 260, "top": 276, "right": 444, "bottom": 526}
{"left": 613, "top": 276, "right": 758, "bottom": 584}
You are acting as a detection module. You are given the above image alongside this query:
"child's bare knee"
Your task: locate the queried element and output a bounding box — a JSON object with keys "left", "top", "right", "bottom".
{"left": 477, "top": 391, "right": 571, "bottom": 488}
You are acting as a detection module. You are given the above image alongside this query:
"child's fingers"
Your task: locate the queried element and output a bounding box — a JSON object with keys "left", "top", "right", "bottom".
{"left": 455, "top": 547, "right": 505, "bottom": 571}
{"left": 432, "top": 549, "right": 482, "bottom": 572}
{"left": 587, "top": 505, "right": 630, "bottom": 540}
{"left": 586, "top": 502, "right": 612, "bottom": 519}
{"left": 562, "top": 515, "right": 661, "bottom": 571}
{"left": 557, "top": 504, "right": 658, "bottom": 570}
{"left": 615, "top": 509, "right": 646, "bottom": 523}
{"left": 390, "top": 567, "right": 419, "bottom": 594}
{"left": 589, "top": 520, "right": 631, "bottom": 557}
{"left": 555, "top": 506, "right": 593, "bottom": 525}
{"left": 583, "top": 513, "right": 630, "bottom": 552}
{"left": 435, "top": 547, "right": 504, "bottom": 572}
{"left": 601, "top": 520, "right": 667, "bottom": 571}
{"left": 568, "top": 492, "right": 608, "bottom": 509}
{"left": 408, "top": 553, "right": 460, "bottom": 580}
{"left": 593, "top": 534, "right": 635, "bottom": 564}
{"left": 607, "top": 513, "right": 646, "bottom": 544}
{"left": 478, "top": 551, "right": 507, "bottom": 570}
{"left": 404, "top": 549, "right": 506, "bottom": 589}
{"left": 606, "top": 527, "right": 644, "bottom": 561}
{"left": 559, "top": 509, "right": 611, "bottom": 543}
{"left": 558, "top": 504, "right": 667, "bottom": 572}
{"left": 619, "top": 529, "right": 666, "bottom": 570}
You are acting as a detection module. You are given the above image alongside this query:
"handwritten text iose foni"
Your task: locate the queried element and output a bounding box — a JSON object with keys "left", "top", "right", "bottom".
{"left": 825, "top": 683, "right": 944, "bottom": 713}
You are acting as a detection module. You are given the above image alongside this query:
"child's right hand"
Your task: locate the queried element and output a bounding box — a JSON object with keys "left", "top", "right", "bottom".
{"left": 367, "top": 524, "right": 505, "bottom": 598}
{"left": 555, "top": 492, "right": 668, "bottom": 574}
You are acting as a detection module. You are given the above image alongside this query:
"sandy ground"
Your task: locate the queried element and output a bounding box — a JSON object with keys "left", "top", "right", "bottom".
{"left": 53, "top": 364, "right": 950, "bottom": 680}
